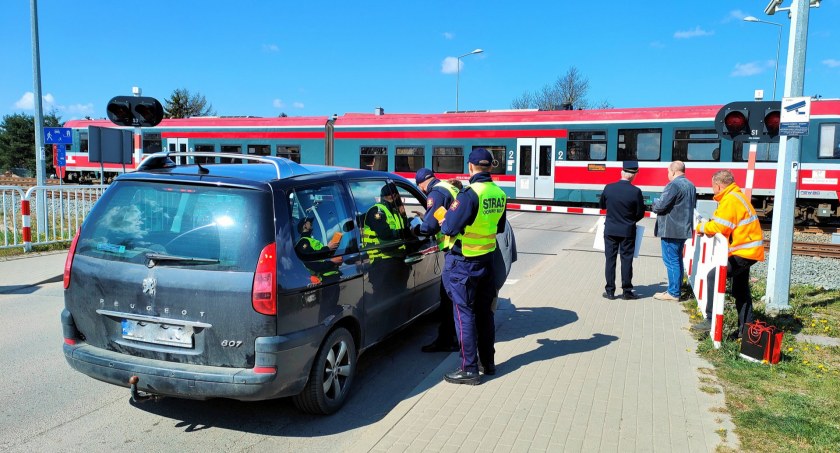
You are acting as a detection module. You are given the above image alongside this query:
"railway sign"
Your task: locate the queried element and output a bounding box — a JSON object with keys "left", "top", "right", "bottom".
{"left": 780, "top": 96, "right": 811, "bottom": 136}
{"left": 44, "top": 127, "right": 72, "bottom": 145}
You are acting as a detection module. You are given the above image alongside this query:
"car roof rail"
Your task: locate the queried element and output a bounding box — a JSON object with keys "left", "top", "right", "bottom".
{"left": 138, "top": 152, "right": 311, "bottom": 179}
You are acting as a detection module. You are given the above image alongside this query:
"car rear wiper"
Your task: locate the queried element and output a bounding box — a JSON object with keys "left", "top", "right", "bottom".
{"left": 145, "top": 253, "right": 220, "bottom": 267}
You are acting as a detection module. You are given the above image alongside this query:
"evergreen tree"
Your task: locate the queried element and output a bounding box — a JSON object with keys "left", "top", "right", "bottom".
{"left": 164, "top": 88, "right": 216, "bottom": 118}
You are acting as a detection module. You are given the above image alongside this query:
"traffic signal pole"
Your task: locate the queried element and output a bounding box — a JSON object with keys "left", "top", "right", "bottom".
{"left": 29, "top": 0, "right": 48, "bottom": 235}
{"left": 764, "top": 0, "right": 812, "bottom": 312}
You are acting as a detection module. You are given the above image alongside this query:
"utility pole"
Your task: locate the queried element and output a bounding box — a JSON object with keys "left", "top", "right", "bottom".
{"left": 765, "top": 0, "right": 815, "bottom": 312}
{"left": 29, "top": 0, "right": 48, "bottom": 234}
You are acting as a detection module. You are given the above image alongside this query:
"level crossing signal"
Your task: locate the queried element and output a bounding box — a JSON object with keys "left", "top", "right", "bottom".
{"left": 106, "top": 96, "right": 164, "bottom": 127}
{"left": 714, "top": 101, "right": 781, "bottom": 143}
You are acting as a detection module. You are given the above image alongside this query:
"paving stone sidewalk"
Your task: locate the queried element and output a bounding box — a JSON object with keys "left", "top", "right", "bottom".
{"left": 349, "top": 234, "right": 737, "bottom": 452}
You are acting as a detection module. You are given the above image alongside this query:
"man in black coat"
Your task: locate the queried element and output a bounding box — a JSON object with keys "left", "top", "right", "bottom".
{"left": 599, "top": 161, "right": 645, "bottom": 300}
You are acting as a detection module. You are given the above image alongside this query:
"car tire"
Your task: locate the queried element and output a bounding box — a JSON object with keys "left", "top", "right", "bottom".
{"left": 292, "top": 327, "right": 356, "bottom": 415}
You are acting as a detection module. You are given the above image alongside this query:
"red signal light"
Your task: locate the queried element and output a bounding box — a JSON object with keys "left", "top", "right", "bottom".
{"left": 764, "top": 110, "right": 781, "bottom": 137}
{"left": 724, "top": 111, "right": 748, "bottom": 135}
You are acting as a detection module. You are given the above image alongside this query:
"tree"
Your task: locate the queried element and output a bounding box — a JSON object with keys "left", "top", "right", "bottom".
{"left": 163, "top": 88, "right": 216, "bottom": 118}
{"left": 510, "top": 66, "right": 611, "bottom": 111}
{"left": 0, "top": 111, "right": 61, "bottom": 176}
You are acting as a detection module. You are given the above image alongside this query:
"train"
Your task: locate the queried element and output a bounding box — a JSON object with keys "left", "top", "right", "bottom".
{"left": 61, "top": 100, "right": 840, "bottom": 222}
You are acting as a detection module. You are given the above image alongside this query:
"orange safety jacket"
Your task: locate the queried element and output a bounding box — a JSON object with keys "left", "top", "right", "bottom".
{"left": 696, "top": 183, "right": 765, "bottom": 261}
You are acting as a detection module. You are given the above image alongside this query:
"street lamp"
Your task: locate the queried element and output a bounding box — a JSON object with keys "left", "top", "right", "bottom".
{"left": 743, "top": 16, "right": 783, "bottom": 100}
{"left": 456, "top": 48, "right": 483, "bottom": 112}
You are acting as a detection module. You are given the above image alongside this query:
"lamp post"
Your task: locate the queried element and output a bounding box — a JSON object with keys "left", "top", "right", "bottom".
{"left": 456, "top": 48, "right": 483, "bottom": 112}
{"left": 744, "top": 16, "right": 783, "bottom": 100}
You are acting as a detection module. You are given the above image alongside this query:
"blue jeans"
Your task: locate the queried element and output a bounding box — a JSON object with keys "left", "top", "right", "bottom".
{"left": 661, "top": 238, "right": 686, "bottom": 297}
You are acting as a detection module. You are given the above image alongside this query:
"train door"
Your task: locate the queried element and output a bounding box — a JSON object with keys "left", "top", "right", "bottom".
{"left": 515, "top": 138, "right": 555, "bottom": 199}
{"left": 166, "top": 138, "right": 189, "bottom": 164}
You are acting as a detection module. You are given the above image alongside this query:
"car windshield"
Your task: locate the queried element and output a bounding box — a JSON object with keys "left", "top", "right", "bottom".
{"left": 75, "top": 181, "right": 273, "bottom": 271}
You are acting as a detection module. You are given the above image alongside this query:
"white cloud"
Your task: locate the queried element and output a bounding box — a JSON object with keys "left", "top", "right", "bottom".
{"left": 263, "top": 44, "right": 279, "bottom": 52}
{"left": 293, "top": 102, "right": 304, "bottom": 109}
{"left": 823, "top": 59, "right": 840, "bottom": 68}
{"left": 674, "top": 26, "right": 714, "bottom": 39}
{"left": 724, "top": 10, "right": 746, "bottom": 23}
{"left": 273, "top": 99, "right": 285, "bottom": 108}
{"left": 441, "top": 57, "right": 460, "bottom": 74}
{"left": 443, "top": 32, "right": 454, "bottom": 40}
{"left": 13, "top": 92, "right": 92, "bottom": 118}
{"left": 731, "top": 61, "right": 768, "bottom": 77}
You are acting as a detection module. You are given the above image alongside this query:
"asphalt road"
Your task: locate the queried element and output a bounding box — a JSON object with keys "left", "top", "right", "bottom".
{"left": 0, "top": 212, "right": 599, "bottom": 452}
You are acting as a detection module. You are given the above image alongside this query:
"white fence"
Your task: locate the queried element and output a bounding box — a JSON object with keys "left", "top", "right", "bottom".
{"left": 0, "top": 185, "right": 107, "bottom": 252}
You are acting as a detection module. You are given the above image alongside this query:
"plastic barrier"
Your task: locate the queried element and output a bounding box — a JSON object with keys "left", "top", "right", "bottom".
{"left": 683, "top": 232, "right": 729, "bottom": 348}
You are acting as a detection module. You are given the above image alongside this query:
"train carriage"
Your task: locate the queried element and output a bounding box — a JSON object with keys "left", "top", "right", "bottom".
{"left": 62, "top": 100, "right": 840, "bottom": 221}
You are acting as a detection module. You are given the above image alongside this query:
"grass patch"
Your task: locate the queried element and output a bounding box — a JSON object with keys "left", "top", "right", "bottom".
{"left": 683, "top": 283, "right": 840, "bottom": 452}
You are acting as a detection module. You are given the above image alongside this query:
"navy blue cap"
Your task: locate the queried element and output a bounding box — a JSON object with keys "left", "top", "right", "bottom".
{"left": 415, "top": 168, "right": 435, "bottom": 185}
{"left": 469, "top": 148, "right": 493, "bottom": 166}
{"left": 297, "top": 217, "right": 314, "bottom": 234}
{"left": 622, "top": 160, "right": 639, "bottom": 173}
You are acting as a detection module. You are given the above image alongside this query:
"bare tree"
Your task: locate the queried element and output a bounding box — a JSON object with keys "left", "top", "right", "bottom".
{"left": 511, "top": 66, "right": 609, "bottom": 110}
{"left": 164, "top": 88, "right": 216, "bottom": 118}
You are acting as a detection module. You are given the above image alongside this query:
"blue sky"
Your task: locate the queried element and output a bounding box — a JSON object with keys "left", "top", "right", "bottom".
{"left": 1, "top": 1, "right": 838, "bottom": 121}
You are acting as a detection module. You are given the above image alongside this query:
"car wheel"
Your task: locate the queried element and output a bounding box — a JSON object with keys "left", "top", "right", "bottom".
{"left": 292, "top": 327, "right": 356, "bottom": 415}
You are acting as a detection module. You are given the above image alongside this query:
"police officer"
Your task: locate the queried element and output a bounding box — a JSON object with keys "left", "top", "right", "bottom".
{"left": 363, "top": 183, "right": 409, "bottom": 294}
{"left": 412, "top": 168, "right": 461, "bottom": 353}
{"left": 440, "top": 148, "right": 506, "bottom": 385}
{"left": 600, "top": 160, "right": 645, "bottom": 300}
{"left": 295, "top": 217, "right": 341, "bottom": 284}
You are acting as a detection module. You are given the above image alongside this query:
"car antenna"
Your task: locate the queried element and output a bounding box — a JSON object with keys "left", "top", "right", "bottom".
{"left": 195, "top": 161, "right": 209, "bottom": 174}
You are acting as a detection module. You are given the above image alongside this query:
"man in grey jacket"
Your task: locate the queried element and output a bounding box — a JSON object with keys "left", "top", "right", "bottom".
{"left": 652, "top": 161, "right": 696, "bottom": 301}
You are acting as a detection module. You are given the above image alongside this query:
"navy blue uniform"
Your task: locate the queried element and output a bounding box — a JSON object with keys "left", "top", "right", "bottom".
{"left": 441, "top": 172, "right": 506, "bottom": 374}
{"left": 418, "top": 179, "right": 457, "bottom": 237}
{"left": 600, "top": 179, "right": 645, "bottom": 296}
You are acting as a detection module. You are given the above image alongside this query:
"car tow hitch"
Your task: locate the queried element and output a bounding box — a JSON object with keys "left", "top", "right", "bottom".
{"left": 128, "top": 376, "right": 162, "bottom": 403}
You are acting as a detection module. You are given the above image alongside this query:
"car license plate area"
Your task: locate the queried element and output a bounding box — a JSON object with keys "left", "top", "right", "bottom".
{"left": 121, "top": 319, "right": 194, "bottom": 348}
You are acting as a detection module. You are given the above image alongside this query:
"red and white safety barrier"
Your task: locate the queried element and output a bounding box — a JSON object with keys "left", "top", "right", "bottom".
{"left": 683, "top": 232, "right": 729, "bottom": 348}
{"left": 506, "top": 203, "right": 657, "bottom": 218}
{"left": 21, "top": 199, "right": 31, "bottom": 252}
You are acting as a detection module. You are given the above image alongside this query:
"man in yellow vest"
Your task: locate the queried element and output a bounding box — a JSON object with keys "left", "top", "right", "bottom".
{"left": 693, "top": 170, "right": 765, "bottom": 339}
{"left": 295, "top": 217, "right": 341, "bottom": 284}
{"left": 363, "top": 183, "right": 410, "bottom": 294}
{"left": 440, "top": 148, "right": 507, "bottom": 385}
{"left": 412, "top": 168, "right": 461, "bottom": 353}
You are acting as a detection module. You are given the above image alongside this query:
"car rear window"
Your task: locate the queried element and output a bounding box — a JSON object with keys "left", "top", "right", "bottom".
{"left": 75, "top": 181, "right": 274, "bottom": 271}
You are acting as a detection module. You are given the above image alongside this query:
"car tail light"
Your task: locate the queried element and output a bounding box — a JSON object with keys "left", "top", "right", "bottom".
{"left": 252, "top": 242, "right": 277, "bottom": 315}
{"left": 64, "top": 229, "right": 80, "bottom": 289}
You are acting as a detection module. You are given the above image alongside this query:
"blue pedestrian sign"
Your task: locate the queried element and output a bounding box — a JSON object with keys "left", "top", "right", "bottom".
{"left": 44, "top": 127, "right": 73, "bottom": 145}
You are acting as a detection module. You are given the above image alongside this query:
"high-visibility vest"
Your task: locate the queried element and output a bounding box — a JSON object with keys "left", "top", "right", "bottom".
{"left": 362, "top": 203, "right": 405, "bottom": 261}
{"left": 696, "top": 183, "right": 765, "bottom": 261}
{"left": 433, "top": 181, "right": 460, "bottom": 250}
{"left": 297, "top": 237, "right": 339, "bottom": 277}
{"left": 455, "top": 181, "right": 506, "bottom": 257}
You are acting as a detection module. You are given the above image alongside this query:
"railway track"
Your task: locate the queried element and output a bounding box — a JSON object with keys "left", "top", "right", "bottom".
{"left": 764, "top": 240, "right": 840, "bottom": 259}
{"left": 0, "top": 177, "right": 61, "bottom": 187}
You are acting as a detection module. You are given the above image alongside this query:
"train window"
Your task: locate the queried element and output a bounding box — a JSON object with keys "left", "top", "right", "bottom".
{"left": 473, "top": 145, "right": 506, "bottom": 174}
{"left": 360, "top": 146, "right": 388, "bottom": 171}
{"left": 519, "top": 145, "right": 532, "bottom": 176}
{"left": 672, "top": 129, "right": 720, "bottom": 162}
{"left": 432, "top": 146, "right": 464, "bottom": 174}
{"left": 276, "top": 145, "right": 301, "bottom": 163}
{"left": 618, "top": 128, "right": 661, "bottom": 161}
{"left": 732, "top": 143, "right": 779, "bottom": 162}
{"left": 193, "top": 144, "right": 215, "bottom": 164}
{"left": 79, "top": 132, "right": 89, "bottom": 153}
{"left": 395, "top": 146, "right": 425, "bottom": 172}
{"left": 247, "top": 144, "right": 271, "bottom": 156}
{"left": 818, "top": 123, "right": 840, "bottom": 158}
{"left": 220, "top": 144, "right": 243, "bottom": 164}
{"left": 567, "top": 131, "right": 606, "bottom": 161}
{"left": 143, "top": 133, "right": 162, "bottom": 154}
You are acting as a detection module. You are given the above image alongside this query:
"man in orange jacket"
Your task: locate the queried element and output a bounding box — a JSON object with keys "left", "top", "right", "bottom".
{"left": 692, "top": 170, "right": 765, "bottom": 339}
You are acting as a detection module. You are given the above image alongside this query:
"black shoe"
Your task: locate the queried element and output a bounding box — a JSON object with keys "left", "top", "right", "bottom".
{"left": 479, "top": 363, "right": 496, "bottom": 376}
{"left": 691, "top": 319, "right": 712, "bottom": 333}
{"left": 602, "top": 292, "right": 616, "bottom": 300}
{"left": 421, "top": 341, "right": 459, "bottom": 353}
{"left": 726, "top": 331, "right": 741, "bottom": 342}
{"left": 622, "top": 291, "right": 639, "bottom": 300}
{"left": 444, "top": 368, "right": 480, "bottom": 385}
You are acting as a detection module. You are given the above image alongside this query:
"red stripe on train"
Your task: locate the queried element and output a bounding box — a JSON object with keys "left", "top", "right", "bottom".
{"left": 334, "top": 129, "right": 569, "bottom": 139}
